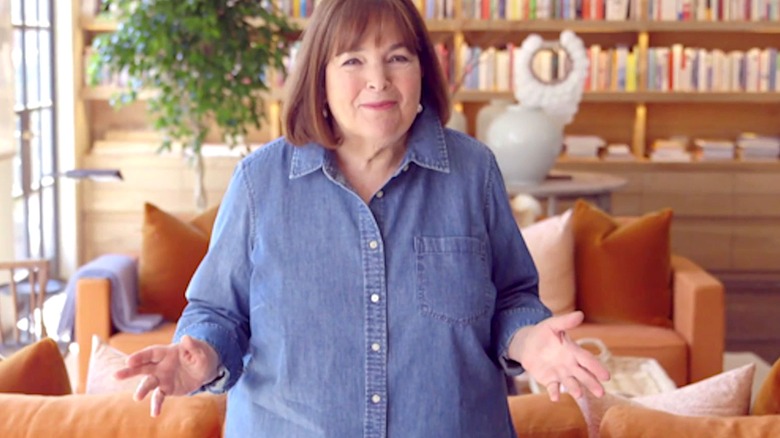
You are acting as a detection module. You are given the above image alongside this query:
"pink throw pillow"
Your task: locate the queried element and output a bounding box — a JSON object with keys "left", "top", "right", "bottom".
{"left": 520, "top": 209, "right": 576, "bottom": 315}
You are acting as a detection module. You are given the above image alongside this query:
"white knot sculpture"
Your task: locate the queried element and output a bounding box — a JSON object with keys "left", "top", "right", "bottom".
{"left": 513, "top": 30, "right": 589, "bottom": 126}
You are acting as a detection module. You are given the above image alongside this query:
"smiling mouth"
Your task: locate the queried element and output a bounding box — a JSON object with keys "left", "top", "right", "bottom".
{"left": 362, "top": 101, "right": 397, "bottom": 110}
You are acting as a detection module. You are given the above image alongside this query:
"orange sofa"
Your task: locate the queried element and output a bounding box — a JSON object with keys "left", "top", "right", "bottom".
{"left": 74, "top": 203, "right": 725, "bottom": 392}
{"left": 74, "top": 254, "right": 724, "bottom": 393}
{"left": 2, "top": 339, "right": 775, "bottom": 438}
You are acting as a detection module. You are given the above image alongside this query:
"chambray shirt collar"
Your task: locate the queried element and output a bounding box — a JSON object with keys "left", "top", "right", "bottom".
{"left": 288, "top": 106, "right": 450, "bottom": 180}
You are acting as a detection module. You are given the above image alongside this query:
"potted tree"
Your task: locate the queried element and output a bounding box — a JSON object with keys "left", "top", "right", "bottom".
{"left": 89, "top": 0, "right": 297, "bottom": 209}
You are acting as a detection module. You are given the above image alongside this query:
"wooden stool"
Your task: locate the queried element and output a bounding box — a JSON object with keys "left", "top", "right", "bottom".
{"left": 0, "top": 260, "right": 50, "bottom": 344}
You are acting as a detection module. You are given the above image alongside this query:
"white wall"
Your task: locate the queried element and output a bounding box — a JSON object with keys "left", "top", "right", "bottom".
{"left": 0, "top": 0, "right": 16, "bottom": 335}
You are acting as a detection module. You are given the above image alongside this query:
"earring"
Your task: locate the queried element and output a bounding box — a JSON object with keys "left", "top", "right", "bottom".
{"left": 417, "top": 103, "right": 423, "bottom": 114}
{"left": 322, "top": 107, "right": 329, "bottom": 118}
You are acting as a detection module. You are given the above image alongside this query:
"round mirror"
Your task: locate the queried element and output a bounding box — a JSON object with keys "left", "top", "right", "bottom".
{"left": 530, "top": 46, "right": 574, "bottom": 85}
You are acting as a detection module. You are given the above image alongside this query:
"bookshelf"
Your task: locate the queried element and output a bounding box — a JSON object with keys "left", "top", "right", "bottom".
{"left": 71, "top": 3, "right": 780, "bottom": 274}
{"left": 79, "top": 12, "right": 780, "bottom": 157}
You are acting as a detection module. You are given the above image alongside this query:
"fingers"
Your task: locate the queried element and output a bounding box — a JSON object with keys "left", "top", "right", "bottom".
{"left": 150, "top": 387, "right": 166, "bottom": 417}
{"left": 545, "top": 311, "right": 585, "bottom": 332}
{"left": 115, "top": 363, "right": 164, "bottom": 380}
{"left": 126, "top": 346, "right": 169, "bottom": 368}
{"left": 573, "top": 347, "right": 611, "bottom": 382}
{"left": 134, "top": 374, "right": 160, "bottom": 402}
{"left": 546, "top": 381, "right": 561, "bottom": 402}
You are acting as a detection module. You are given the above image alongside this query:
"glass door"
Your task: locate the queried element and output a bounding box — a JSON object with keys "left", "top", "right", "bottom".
{"left": 10, "top": 0, "right": 57, "bottom": 275}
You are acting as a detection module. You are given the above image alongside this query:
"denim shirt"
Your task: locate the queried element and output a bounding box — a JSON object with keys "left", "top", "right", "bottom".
{"left": 174, "top": 108, "right": 552, "bottom": 437}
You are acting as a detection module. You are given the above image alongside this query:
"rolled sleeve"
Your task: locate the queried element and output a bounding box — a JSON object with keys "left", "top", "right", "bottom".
{"left": 494, "top": 305, "right": 552, "bottom": 375}
{"left": 172, "top": 161, "right": 254, "bottom": 393}
{"left": 174, "top": 322, "right": 245, "bottom": 392}
{"left": 485, "top": 152, "right": 553, "bottom": 375}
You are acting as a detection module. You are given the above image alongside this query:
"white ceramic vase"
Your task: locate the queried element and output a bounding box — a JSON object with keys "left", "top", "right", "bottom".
{"left": 485, "top": 104, "right": 564, "bottom": 185}
{"left": 475, "top": 99, "right": 513, "bottom": 144}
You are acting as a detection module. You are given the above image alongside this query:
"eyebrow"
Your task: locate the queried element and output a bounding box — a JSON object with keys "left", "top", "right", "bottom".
{"left": 341, "top": 42, "right": 409, "bottom": 55}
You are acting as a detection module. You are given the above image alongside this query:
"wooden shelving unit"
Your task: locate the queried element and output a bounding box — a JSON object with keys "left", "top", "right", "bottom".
{"left": 73, "top": 8, "right": 780, "bottom": 274}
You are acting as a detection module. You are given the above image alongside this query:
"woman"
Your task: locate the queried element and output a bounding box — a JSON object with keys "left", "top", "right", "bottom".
{"left": 116, "top": 0, "right": 609, "bottom": 436}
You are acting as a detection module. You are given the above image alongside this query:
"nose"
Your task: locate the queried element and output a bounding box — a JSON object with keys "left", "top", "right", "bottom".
{"left": 366, "top": 64, "right": 389, "bottom": 91}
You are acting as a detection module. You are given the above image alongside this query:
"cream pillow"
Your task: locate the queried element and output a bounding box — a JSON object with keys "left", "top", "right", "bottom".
{"left": 577, "top": 363, "right": 755, "bottom": 438}
{"left": 520, "top": 209, "right": 575, "bottom": 315}
{"left": 85, "top": 336, "right": 144, "bottom": 394}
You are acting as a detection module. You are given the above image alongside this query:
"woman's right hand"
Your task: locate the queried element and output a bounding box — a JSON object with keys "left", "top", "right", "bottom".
{"left": 114, "top": 335, "right": 221, "bottom": 417}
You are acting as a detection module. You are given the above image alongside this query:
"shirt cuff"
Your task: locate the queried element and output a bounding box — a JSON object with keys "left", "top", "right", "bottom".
{"left": 174, "top": 322, "right": 244, "bottom": 392}
{"left": 494, "top": 307, "right": 552, "bottom": 376}
{"left": 200, "top": 365, "right": 230, "bottom": 394}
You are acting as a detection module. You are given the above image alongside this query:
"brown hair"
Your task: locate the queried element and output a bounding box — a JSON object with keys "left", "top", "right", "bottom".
{"left": 282, "top": 0, "right": 451, "bottom": 148}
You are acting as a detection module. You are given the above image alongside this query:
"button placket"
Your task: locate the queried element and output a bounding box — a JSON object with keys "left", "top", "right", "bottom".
{"left": 359, "top": 210, "right": 388, "bottom": 436}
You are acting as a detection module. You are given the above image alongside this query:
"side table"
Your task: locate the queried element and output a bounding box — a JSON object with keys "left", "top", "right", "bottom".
{"left": 506, "top": 171, "right": 628, "bottom": 217}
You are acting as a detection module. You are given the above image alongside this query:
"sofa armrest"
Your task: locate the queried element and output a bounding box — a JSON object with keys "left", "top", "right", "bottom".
{"left": 671, "top": 254, "right": 725, "bottom": 383}
{"left": 75, "top": 278, "right": 112, "bottom": 394}
{"left": 508, "top": 393, "right": 588, "bottom": 437}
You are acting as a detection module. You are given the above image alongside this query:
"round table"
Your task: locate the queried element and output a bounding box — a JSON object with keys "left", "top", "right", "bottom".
{"left": 505, "top": 171, "right": 628, "bottom": 217}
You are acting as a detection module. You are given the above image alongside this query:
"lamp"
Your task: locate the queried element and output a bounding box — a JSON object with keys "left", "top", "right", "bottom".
{"left": 58, "top": 168, "right": 124, "bottom": 182}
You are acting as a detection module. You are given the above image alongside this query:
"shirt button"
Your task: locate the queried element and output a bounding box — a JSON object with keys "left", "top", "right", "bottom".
{"left": 368, "top": 240, "right": 378, "bottom": 249}
{"left": 371, "top": 343, "right": 381, "bottom": 352}
{"left": 371, "top": 394, "right": 381, "bottom": 404}
{"left": 402, "top": 165, "right": 409, "bottom": 172}
{"left": 370, "top": 294, "right": 380, "bottom": 303}
{"left": 376, "top": 190, "right": 384, "bottom": 198}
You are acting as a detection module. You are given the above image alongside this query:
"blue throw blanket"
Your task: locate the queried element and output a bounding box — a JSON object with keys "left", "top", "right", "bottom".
{"left": 57, "top": 254, "right": 164, "bottom": 341}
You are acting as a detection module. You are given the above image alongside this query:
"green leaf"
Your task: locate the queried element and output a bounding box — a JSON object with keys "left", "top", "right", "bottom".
{"left": 90, "top": 0, "right": 294, "bottom": 161}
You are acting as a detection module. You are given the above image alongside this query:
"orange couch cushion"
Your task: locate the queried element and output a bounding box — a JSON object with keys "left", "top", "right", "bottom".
{"left": 571, "top": 200, "right": 673, "bottom": 327}
{"left": 0, "top": 338, "right": 71, "bottom": 395}
{"left": 108, "top": 322, "right": 178, "bottom": 355}
{"left": 753, "top": 356, "right": 780, "bottom": 415}
{"left": 0, "top": 392, "right": 226, "bottom": 438}
{"left": 138, "top": 203, "right": 219, "bottom": 321}
{"left": 568, "top": 323, "right": 688, "bottom": 387}
{"left": 600, "top": 404, "right": 780, "bottom": 438}
{"left": 508, "top": 393, "right": 587, "bottom": 437}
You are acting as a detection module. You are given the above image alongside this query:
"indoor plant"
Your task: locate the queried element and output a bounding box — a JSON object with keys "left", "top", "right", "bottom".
{"left": 89, "top": 0, "right": 297, "bottom": 209}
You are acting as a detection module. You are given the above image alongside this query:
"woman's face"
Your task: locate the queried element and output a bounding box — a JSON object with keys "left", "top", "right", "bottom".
{"left": 325, "top": 27, "right": 422, "bottom": 149}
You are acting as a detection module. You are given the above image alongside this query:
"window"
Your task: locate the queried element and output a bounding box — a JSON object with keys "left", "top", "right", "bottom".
{"left": 10, "top": 0, "right": 57, "bottom": 275}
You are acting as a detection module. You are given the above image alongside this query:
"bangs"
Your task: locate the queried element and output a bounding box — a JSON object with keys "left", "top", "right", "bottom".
{"left": 327, "top": 0, "right": 421, "bottom": 57}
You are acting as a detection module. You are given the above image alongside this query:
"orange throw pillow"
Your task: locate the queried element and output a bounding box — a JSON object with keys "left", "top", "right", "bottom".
{"left": 571, "top": 200, "right": 673, "bottom": 327}
{"left": 753, "top": 356, "right": 780, "bottom": 415}
{"left": 138, "top": 203, "right": 219, "bottom": 321}
{"left": 0, "top": 338, "right": 72, "bottom": 395}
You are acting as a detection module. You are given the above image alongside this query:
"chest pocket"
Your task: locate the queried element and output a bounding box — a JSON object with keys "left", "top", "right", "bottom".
{"left": 414, "top": 236, "right": 493, "bottom": 325}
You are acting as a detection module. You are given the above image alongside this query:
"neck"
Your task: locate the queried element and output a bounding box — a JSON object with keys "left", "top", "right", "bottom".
{"left": 335, "top": 136, "right": 407, "bottom": 174}
{"left": 334, "top": 136, "right": 408, "bottom": 203}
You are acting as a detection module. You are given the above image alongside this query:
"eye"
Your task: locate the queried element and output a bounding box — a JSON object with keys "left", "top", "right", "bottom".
{"left": 341, "top": 58, "right": 361, "bottom": 66}
{"left": 389, "top": 54, "right": 410, "bottom": 63}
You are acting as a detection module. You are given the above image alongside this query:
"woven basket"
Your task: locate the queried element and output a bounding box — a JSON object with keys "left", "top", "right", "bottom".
{"left": 529, "top": 337, "right": 677, "bottom": 398}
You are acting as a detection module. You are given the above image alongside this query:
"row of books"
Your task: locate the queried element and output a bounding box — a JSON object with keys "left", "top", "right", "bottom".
{"left": 647, "top": 46, "right": 780, "bottom": 93}
{"left": 453, "top": 0, "right": 780, "bottom": 21}
{"left": 431, "top": 0, "right": 642, "bottom": 20}
{"left": 275, "top": 0, "right": 779, "bottom": 21}
{"left": 651, "top": 135, "right": 780, "bottom": 161}
{"left": 564, "top": 134, "right": 780, "bottom": 162}
{"left": 80, "top": 0, "right": 780, "bottom": 22}
{"left": 451, "top": 43, "right": 780, "bottom": 93}
{"left": 649, "top": 0, "right": 780, "bottom": 21}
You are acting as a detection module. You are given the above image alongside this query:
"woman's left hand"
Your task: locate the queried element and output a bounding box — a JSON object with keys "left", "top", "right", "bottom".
{"left": 508, "top": 311, "right": 610, "bottom": 401}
